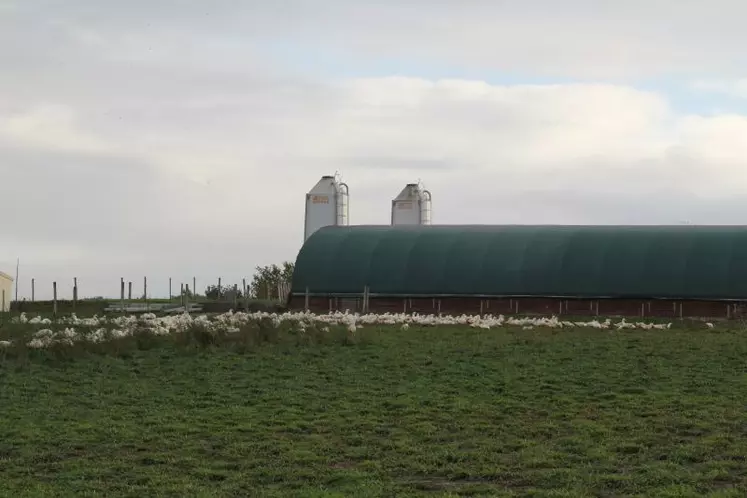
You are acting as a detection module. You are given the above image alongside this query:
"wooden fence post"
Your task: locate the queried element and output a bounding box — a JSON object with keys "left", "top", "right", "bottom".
{"left": 53, "top": 282, "right": 58, "bottom": 318}
{"left": 243, "top": 278, "right": 248, "bottom": 312}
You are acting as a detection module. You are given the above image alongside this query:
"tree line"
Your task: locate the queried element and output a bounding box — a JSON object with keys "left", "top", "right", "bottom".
{"left": 203, "top": 261, "right": 294, "bottom": 301}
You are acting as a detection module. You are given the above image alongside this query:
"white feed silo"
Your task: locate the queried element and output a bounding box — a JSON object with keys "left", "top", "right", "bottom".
{"left": 391, "top": 183, "right": 432, "bottom": 226}
{"left": 304, "top": 174, "right": 350, "bottom": 242}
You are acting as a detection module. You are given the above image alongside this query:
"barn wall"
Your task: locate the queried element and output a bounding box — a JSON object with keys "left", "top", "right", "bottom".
{"left": 289, "top": 295, "right": 739, "bottom": 319}
{"left": 0, "top": 272, "right": 13, "bottom": 312}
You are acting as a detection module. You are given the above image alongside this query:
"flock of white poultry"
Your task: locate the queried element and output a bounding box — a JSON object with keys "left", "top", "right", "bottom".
{"left": 0, "top": 309, "right": 697, "bottom": 350}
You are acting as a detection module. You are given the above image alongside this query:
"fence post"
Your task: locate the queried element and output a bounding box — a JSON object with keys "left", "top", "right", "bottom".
{"left": 31, "top": 278, "right": 35, "bottom": 302}
{"left": 144, "top": 276, "right": 148, "bottom": 311}
{"left": 233, "top": 284, "right": 238, "bottom": 310}
{"left": 53, "top": 282, "right": 58, "bottom": 318}
{"left": 363, "top": 286, "right": 370, "bottom": 314}
{"left": 169, "top": 277, "right": 172, "bottom": 301}
{"left": 180, "top": 283, "right": 185, "bottom": 307}
{"left": 128, "top": 281, "right": 132, "bottom": 300}
{"left": 2, "top": 289, "right": 5, "bottom": 314}
{"left": 304, "top": 287, "right": 310, "bottom": 311}
{"left": 193, "top": 277, "right": 196, "bottom": 300}
{"left": 73, "top": 277, "right": 78, "bottom": 312}
{"left": 243, "top": 278, "right": 248, "bottom": 312}
{"left": 120, "top": 278, "right": 125, "bottom": 314}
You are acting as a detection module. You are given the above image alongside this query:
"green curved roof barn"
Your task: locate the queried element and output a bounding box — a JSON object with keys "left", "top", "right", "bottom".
{"left": 290, "top": 225, "right": 747, "bottom": 300}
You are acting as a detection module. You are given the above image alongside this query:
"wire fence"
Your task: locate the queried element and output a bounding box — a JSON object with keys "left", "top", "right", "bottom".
{"left": 1, "top": 276, "right": 292, "bottom": 318}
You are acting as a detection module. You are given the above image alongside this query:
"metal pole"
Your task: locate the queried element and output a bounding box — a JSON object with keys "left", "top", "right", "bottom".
{"left": 31, "top": 278, "right": 35, "bottom": 302}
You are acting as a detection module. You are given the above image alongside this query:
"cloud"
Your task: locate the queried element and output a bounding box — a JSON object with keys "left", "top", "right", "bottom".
{"left": 691, "top": 79, "right": 747, "bottom": 99}
{"left": 4, "top": 1, "right": 747, "bottom": 299}
{"left": 0, "top": 104, "right": 114, "bottom": 153}
{"left": 5, "top": 73, "right": 747, "bottom": 298}
{"left": 8, "top": 0, "right": 747, "bottom": 80}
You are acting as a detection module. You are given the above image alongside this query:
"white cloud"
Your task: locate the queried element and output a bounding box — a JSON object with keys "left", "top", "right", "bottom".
{"left": 4, "top": 1, "right": 747, "bottom": 298}
{"left": 0, "top": 104, "right": 114, "bottom": 154}
{"left": 5, "top": 74, "right": 747, "bottom": 299}
{"left": 691, "top": 79, "right": 747, "bottom": 99}
{"left": 26, "top": 0, "right": 747, "bottom": 79}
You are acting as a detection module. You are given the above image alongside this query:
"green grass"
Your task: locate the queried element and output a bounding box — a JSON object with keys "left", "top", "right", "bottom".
{"left": 2, "top": 324, "right": 747, "bottom": 497}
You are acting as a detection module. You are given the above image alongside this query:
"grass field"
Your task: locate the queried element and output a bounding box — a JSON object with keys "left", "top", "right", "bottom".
{"left": 1, "top": 321, "right": 747, "bottom": 497}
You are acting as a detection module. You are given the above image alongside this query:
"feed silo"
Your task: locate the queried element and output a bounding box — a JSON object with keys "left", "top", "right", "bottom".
{"left": 304, "top": 174, "right": 350, "bottom": 242}
{"left": 391, "top": 183, "right": 432, "bottom": 226}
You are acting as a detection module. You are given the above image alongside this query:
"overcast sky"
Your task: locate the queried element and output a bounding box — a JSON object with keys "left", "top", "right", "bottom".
{"left": 2, "top": 0, "right": 747, "bottom": 299}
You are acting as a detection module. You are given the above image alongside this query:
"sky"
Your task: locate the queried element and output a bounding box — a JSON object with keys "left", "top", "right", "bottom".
{"left": 3, "top": 0, "right": 747, "bottom": 299}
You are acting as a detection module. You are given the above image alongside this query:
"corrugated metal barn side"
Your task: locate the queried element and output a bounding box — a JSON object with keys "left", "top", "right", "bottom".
{"left": 290, "top": 224, "right": 747, "bottom": 319}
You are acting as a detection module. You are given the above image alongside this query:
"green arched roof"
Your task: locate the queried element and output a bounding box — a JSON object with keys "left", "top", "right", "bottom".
{"left": 291, "top": 225, "right": 747, "bottom": 300}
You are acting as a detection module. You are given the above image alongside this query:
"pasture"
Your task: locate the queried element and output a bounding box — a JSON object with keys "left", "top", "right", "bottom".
{"left": 1, "top": 312, "right": 746, "bottom": 497}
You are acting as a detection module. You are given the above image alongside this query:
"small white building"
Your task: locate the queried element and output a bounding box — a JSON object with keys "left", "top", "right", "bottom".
{"left": 0, "top": 271, "right": 13, "bottom": 312}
